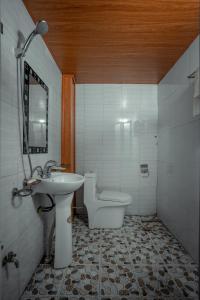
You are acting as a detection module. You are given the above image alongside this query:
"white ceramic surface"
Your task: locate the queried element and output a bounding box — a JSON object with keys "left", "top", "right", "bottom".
{"left": 54, "top": 193, "right": 73, "bottom": 269}
{"left": 33, "top": 172, "right": 84, "bottom": 195}
{"left": 0, "top": 0, "right": 61, "bottom": 298}
{"left": 84, "top": 173, "right": 132, "bottom": 229}
{"left": 75, "top": 84, "right": 158, "bottom": 216}
{"left": 33, "top": 172, "right": 84, "bottom": 268}
{"left": 157, "top": 36, "right": 200, "bottom": 262}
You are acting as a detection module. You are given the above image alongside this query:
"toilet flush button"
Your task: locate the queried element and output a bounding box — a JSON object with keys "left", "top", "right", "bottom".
{"left": 140, "top": 164, "right": 149, "bottom": 177}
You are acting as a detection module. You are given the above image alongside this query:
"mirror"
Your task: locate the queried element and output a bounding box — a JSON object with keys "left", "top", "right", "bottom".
{"left": 23, "top": 61, "right": 48, "bottom": 154}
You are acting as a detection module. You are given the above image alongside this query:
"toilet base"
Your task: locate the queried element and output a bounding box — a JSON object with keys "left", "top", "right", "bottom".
{"left": 88, "top": 206, "right": 125, "bottom": 229}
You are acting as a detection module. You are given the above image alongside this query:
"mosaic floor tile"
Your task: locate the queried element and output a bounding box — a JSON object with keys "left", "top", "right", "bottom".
{"left": 72, "top": 242, "right": 100, "bottom": 265}
{"left": 101, "top": 296, "right": 140, "bottom": 300}
{"left": 23, "top": 265, "right": 64, "bottom": 297}
{"left": 133, "top": 264, "right": 183, "bottom": 298}
{"left": 148, "top": 227, "right": 176, "bottom": 240}
{"left": 155, "top": 264, "right": 182, "bottom": 298}
{"left": 130, "top": 245, "right": 162, "bottom": 265}
{"left": 133, "top": 264, "right": 158, "bottom": 297}
{"left": 74, "top": 229, "right": 101, "bottom": 245}
{"left": 22, "top": 297, "right": 98, "bottom": 300}
{"left": 124, "top": 215, "right": 142, "bottom": 225}
{"left": 151, "top": 235, "right": 180, "bottom": 248}
{"left": 58, "top": 297, "right": 98, "bottom": 300}
{"left": 60, "top": 265, "right": 99, "bottom": 297}
{"left": 101, "top": 229, "right": 126, "bottom": 242}
{"left": 125, "top": 228, "right": 151, "bottom": 244}
{"left": 126, "top": 228, "right": 150, "bottom": 237}
{"left": 101, "top": 243, "right": 131, "bottom": 266}
{"left": 22, "top": 215, "right": 199, "bottom": 300}
{"left": 101, "top": 238, "right": 127, "bottom": 248}
{"left": 21, "top": 297, "right": 57, "bottom": 300}
{"left": 158, "top": 246, "right": 195, "bottom": 266}
{"left": 167, "top": 265, "right": 199, "bottom": 299}
{"left": 142, "top": 298, "right": 194, "bottom": 300}
{"left": 101, "top": 264, "right": 140, "bottom": 297}
{"left": 72, "top": 216, "right": 89, "bottom": 231}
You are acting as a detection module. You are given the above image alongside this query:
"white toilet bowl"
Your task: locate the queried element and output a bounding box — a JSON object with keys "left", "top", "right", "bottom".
{"left": 83, "top": 173, "right": 132, "bottom": 229}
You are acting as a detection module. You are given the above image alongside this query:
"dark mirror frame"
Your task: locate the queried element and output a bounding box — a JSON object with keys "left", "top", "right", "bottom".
{"left": 23, "top": 61, "right": 49, "bottom": 154}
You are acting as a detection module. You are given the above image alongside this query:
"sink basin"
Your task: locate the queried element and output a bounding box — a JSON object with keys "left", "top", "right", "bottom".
{"left": 33, "top": 172, "right": 84, "bottom": 195}
{"left": 32, "top": 172, "right": 84, "bottom": 269}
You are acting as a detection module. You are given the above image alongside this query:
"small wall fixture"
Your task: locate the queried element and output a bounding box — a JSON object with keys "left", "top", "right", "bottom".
{"left": 187, "top": 68, "right": 199, "bottom": 79}
{"left": 187, "top": 68, "right": 200, "bottom": 98}
{"left": 188, "top": 68, "right": 200, "bottom": 116}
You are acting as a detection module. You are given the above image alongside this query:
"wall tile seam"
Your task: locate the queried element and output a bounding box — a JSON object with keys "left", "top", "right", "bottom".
{"left": 158, "top": 86, "right": 184, "bottom": 103}
{"left": 0, "top": 171, "right": 21, "bottom": 180}
{"left": 1, "top": 217, "right": 43, "bottom": 254}
{"left": 157, "top": 215, "right": 196, "bottom": 253}
{"left": 1, "top": 42, "right": 60, "bottom": 82}
{"left": 158, "top": 116, "right": 200, "bottom": 131}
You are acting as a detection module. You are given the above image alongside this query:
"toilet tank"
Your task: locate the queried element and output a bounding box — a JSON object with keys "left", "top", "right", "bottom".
{"left": 84, "top": 173, "right": 97, "bottom": 203}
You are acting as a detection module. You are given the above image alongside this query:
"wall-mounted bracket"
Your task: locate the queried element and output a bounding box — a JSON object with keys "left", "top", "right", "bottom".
{"left": 0, "top": 22, "right": 3, "bottom": 34}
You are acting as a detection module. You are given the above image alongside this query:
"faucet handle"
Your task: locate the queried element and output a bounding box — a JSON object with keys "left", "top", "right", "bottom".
{"left": 60, "top": 163, "right": 70, "bottom": 168}
{"left": 51, "top": 163, "right": 71, "bottom": 172}
{"left": 51, "top": 166, "right": 66, "bottom": 172}
{"left": 44, "top": 160, "right": 58, "bottom": 167}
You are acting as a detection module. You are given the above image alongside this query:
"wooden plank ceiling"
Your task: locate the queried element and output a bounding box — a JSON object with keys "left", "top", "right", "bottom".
{"left": 23, "top": 0, "right": 199, "bottom": 83}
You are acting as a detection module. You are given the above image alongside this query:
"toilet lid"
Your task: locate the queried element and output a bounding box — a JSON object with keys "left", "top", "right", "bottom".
{"left": 98, "top": 190, "right": 132, "bottom": 203}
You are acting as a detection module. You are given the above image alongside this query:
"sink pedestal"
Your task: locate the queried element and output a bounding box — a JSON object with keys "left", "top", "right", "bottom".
{"left": 32, "top": 172, "right": 84, "bottom": 268}
{"left": 54, "top": 192, "right": 74, "bottom": 268}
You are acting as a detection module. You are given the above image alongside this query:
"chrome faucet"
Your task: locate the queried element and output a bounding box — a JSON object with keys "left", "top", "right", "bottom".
{"left": 31, "top": 165, "right": 43, "bottom": 178}
{"left": 43, "top": 160, "right": 58, "bottom": 178}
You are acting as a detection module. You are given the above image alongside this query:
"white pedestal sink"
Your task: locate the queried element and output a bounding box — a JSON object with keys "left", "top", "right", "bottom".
{"left": 33, "top": 172, "right": 84, "bottom": 268}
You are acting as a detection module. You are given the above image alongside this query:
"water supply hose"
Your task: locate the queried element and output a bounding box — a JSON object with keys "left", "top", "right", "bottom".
{"left": 37, "top": 194, "right": 55, "bottom": 213}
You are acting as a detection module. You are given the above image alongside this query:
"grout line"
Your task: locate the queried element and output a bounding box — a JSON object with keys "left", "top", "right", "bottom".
{"left": 56, "top": 267, "right": 66, "bottom": 297}
{"left": 124, "top": 217, "right": 146, "bottom": 299}
{"left": 98, "top": 230, "right": 102, "bottom": 300}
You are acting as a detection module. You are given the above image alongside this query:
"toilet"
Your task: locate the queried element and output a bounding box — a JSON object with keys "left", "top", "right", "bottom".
{"left": 84, "top": 173, "right": 132, "bottom": 229}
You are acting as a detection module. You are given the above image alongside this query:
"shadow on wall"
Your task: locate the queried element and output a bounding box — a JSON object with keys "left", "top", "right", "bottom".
{"left": 1, "top": 191, "right": 56, "bottom": 300}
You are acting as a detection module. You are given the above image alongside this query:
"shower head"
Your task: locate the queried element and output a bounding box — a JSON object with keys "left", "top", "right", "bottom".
{"left": 15, "top": 20, "right": 48, "bottom": 58}
{"left": 35, "top": 20, "right": 48, "bottom": 35}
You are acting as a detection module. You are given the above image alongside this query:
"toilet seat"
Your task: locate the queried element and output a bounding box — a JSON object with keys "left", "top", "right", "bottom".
{"left": 98, "top": 190, "right": 132, "bottom": 203}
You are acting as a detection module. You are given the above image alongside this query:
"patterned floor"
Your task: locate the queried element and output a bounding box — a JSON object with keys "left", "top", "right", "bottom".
{"left": 21, "top": 215, "right": 199, "bottom": 300}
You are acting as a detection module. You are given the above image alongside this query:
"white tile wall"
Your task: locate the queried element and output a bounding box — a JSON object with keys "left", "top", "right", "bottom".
{"left": 0, "top": 0, "right": 61, "bottom": 299}
{"left": 157, "top": 36, "right": 200, "bottom": 263}
{"left": 75, "top": 84, "right": 158, "bottom": 215}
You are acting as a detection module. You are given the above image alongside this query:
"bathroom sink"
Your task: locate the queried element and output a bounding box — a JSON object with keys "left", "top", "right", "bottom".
{"left": 32, "top": 172, "right": 84, "bottom": 269}
{"left": 33, "top": 172, "right": 84, "bottom": 195}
